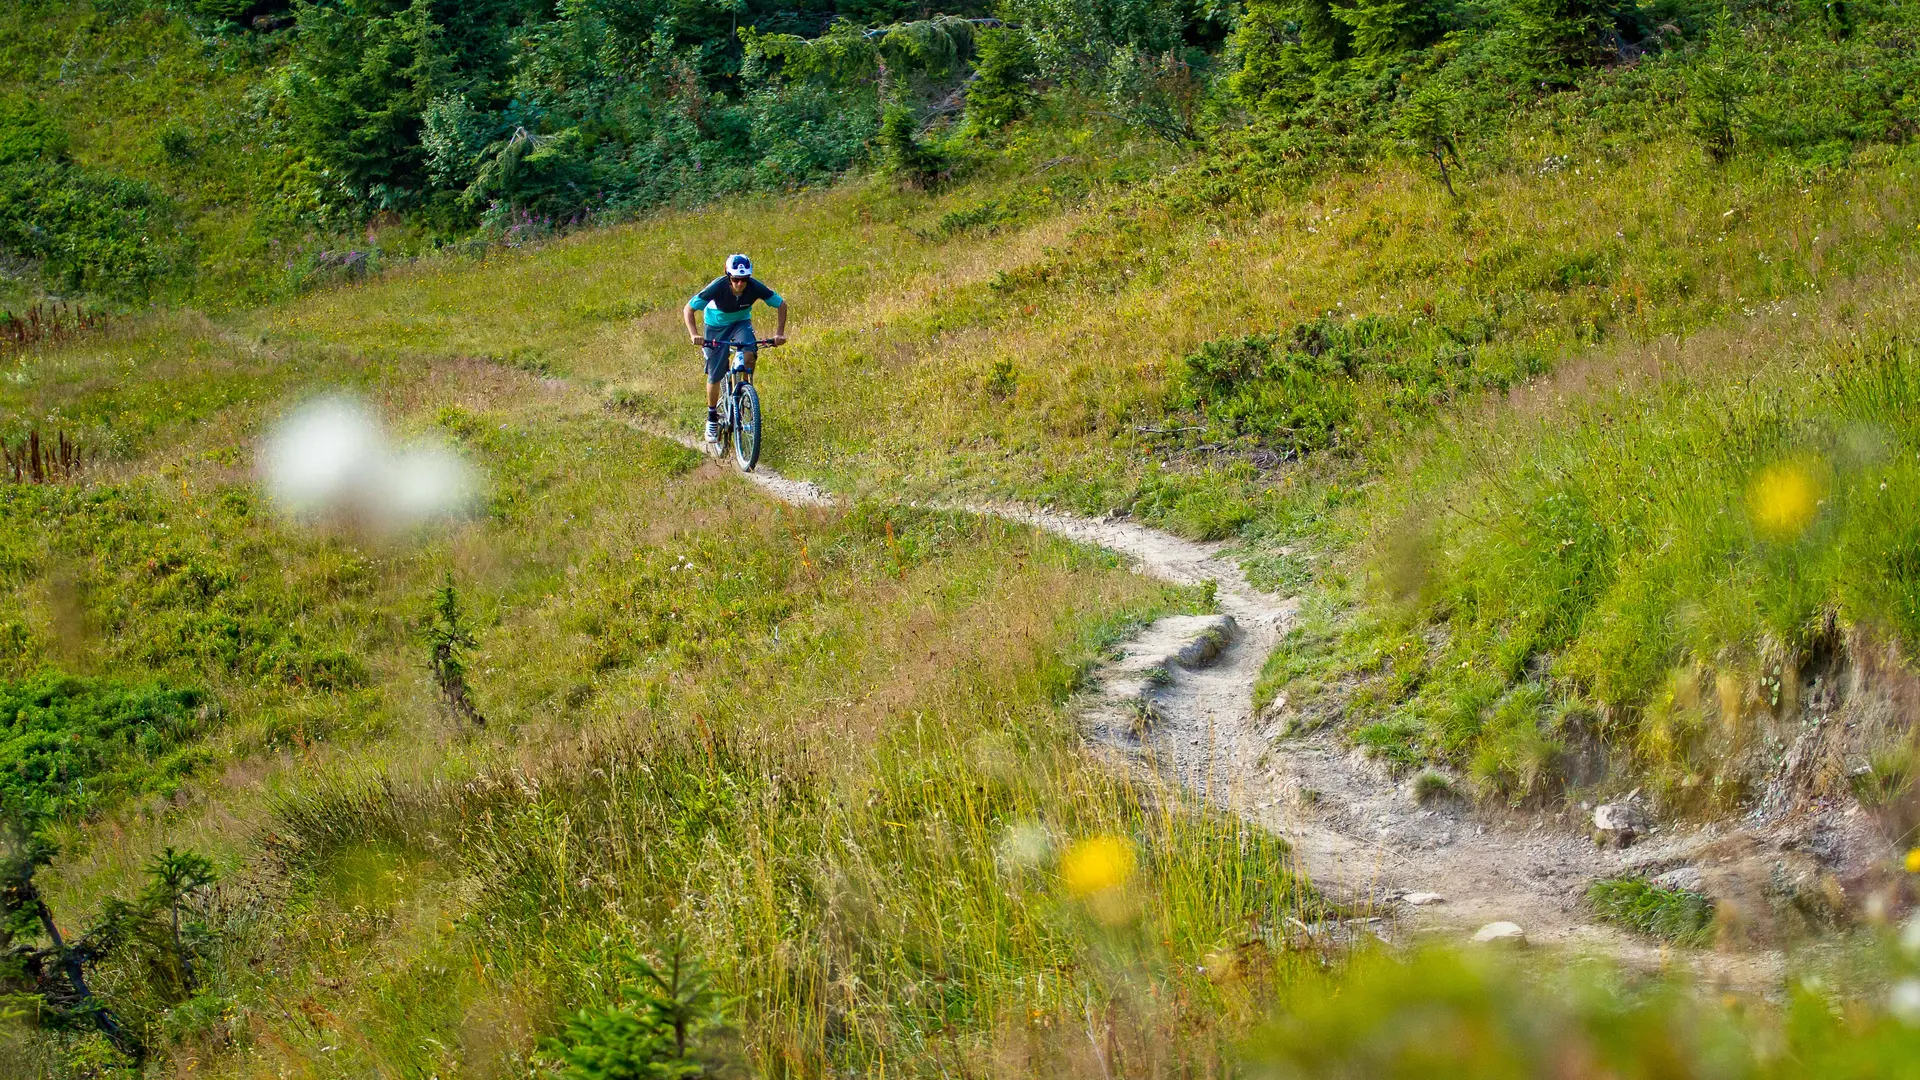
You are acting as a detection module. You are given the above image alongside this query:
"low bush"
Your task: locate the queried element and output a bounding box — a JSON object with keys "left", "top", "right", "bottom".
{"left": 1170, "top": 314, "right": 1534, "bottom": 458}
{"left": 1587, "top": 876, "right": 1716, "bottom": 945}
{"left": 0, "top": 671, "right": 207, "bottom": 819}
{"left": 0, "top": 97, "right": 185, "bottom": 303}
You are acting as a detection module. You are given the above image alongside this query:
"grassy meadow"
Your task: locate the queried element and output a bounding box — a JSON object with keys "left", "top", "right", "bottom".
{"left": 2, "top": 304, "right": 1336, "bottom": 1074}
{"left": 11, "top": 13, "right": 1920, "bottom": 1074}
{"left": 250, "top": 113, "right": 1920, "bottom": 800}
{"left": 261, "top": 126, "right": 1920, "bottom": 540}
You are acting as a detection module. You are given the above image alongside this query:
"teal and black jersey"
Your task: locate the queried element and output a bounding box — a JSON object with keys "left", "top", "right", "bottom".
{"left": 688, "top": 276, "right": 784, "bottom": 327}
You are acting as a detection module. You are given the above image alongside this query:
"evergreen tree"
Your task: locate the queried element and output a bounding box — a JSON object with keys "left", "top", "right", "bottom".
{"left": 1503, "top": 0, "right": 1613, "bottom": 82}
{"left": 423, "top": 572, "right": 486, "bottom": 728}
{"left": 1332, "top": 0, "right": 1446, "bottom": 61}
{"left": 964, "top": 27, "right": 1039, "bottom": 130}
{"left": 0, "top": 801, "right": 141, "bottom": 1061}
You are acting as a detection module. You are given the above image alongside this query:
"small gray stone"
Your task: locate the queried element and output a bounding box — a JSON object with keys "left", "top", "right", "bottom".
{"left": 1472, "top": 921, "right": 1528, "bottom": 945}
{"left": 1593, "top": 801, "right": 1651, "bottom": 849}
{"left": 1404, "top": 892, "right": 1447, "bottom": 906}
{"left": 1651, "top": 866, "right": 1704, "bottom": 893}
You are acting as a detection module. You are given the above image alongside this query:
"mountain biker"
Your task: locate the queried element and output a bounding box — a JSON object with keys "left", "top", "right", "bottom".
{"left": 685, "top": 253, "right": 787, "bottom": 444}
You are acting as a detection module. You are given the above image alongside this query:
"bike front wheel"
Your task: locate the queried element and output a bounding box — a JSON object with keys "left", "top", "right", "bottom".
{"left": 732, "top": 383, "right": 761, "bottom": 472}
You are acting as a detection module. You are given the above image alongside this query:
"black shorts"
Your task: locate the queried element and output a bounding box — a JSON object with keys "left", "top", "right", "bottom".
{"left": 702, "top": 320, "right": 756, "bottom": 383}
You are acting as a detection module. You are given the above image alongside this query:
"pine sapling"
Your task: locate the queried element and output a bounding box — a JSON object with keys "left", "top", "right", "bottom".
{"left": 0, "top": 802, "right": 141, "bottom": 1060}
{"left": 139, "top": 847, "right": 217, "bottom": 992}
{"left": 423, "top": 573, "right": 487, "bottom": 727}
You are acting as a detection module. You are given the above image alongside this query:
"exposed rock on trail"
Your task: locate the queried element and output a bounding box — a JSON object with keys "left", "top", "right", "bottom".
{"left": 981, "top": 506, "right": 1674, "bottom": 962}
{"left": 1593, "top": 798, "right": 1652, "bottom": 849}
{"left": 630, "top": 423, "right": 1789, "bottom": 983}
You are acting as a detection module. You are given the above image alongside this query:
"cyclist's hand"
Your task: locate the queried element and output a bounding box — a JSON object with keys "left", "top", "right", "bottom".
{"left": 770, "top": 334, "right": 787, "bottom": 347}
{"left": 689, "top": 332, "right": 705, "bottom": 346}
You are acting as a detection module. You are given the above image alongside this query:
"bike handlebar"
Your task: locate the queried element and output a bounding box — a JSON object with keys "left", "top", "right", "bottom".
{"left": 698, "top": 338, "right": 782, "bottom": 348}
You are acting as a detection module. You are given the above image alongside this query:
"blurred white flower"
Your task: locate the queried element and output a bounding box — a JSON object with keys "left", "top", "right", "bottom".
{"left": 1890, "top": 978, "right": 1920, "bottom": 1025}
{"left": 1901, "top": 913, "right": 1920, "bottom": 957}
{"left": 382, "top": 440, "right": 477, "bottom": 521}
{"left": 261, "top": 398, "right": 383, "bottom": 513}
{"left": 259, "top": 395, "right": 480, "bottom": 532}
{"left": 996, "top": 821, "right": 1052, "bottom": 870}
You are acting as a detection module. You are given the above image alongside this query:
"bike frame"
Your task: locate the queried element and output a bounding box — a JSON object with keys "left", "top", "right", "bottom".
{"left": 701, "top": 338, "right": 779, "bottom": 470}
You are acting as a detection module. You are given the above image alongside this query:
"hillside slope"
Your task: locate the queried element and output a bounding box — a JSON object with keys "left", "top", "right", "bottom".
{"left": 10, "top": 0, "right": 1920, "bottom": 1075}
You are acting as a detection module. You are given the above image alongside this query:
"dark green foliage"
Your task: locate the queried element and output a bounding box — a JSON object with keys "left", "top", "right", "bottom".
{"left": 548, "top": 937, "right": 730, "bottom": 1078}
{"left": 1333, "top": 0, "right": 1446, "bottom": 61}
{"left": 271, "top": 1, "right": 988, "bottom": 228}
{"left": 192, "top": 0, "right": 292, "bottom": 23}
{"left": 877, "top": 105, "right": 946, "bottom": 186}
{"left": 1683, "top": 2, "right": 1920, "bottom": 162}
{"left": 1395, "top": 83, "right": 1463, "bottom": 193}
{"left": 0, "top": 97, "right": 184, "bottom": 303}
{"left": 997, "top": 0, "right": 1200, "bottom": 140}
{"left": 1502, "top": 0, "right": 1612, "bottom": 80}
{"left": 1170, "top": 314, "right": 1522, "bottom": 457}
{"left": 1230, "top": 0, "right": 1347, "bottom": 113}
{"left": 137, "top": 847, "right": 218, "bottom": 995}
{"left": 1226, "top": 0, "right": 1920, "bottom": 185}
{"left": 1587, "top": 876, "right": 1716, "bottom": 944}
{"left": 0, "top": 672, "right": 207, "bottom": 820}
{"left": 1686, "top": 61, "right": 1742, "bottom": 162}
{"left": 0, "top": 803, "right": 141, "bottom": 1060}
{"left": 422, "top": 573, "right": 485, "bottom": 727}
{"left": 2, "top": 803, "right": 223, "bottom": 1063}
{"left": 82, "top": 846, "right": 221, "bottom": 1016}
{"left": 1005, "top": 0, "right": 1186, "bottom": 72}
{"left": 962, "top": 27, "right": 1037, "bottom": 130}
{"left": 1175, "top": 328, "right": 1360, "bottom": 456}
{"left": 274, "top": 0, "right": 455, "bottom": 211}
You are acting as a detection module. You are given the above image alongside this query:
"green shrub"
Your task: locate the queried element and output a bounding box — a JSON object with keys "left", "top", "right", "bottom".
{"left": 0, "top": 671, "right": 207, "bottom": 819}
{"left": 877, "top": 104, "right": 946, "bottom": 187}
{"left": 1587, "top": 876, "right": 1716, "bottom": 945}
{"left": 546, "top": 939, "right": 729, "bottom": 1079}
{"left": 963, "top": 27, "right": 1038, "bottom": 131}
{"left": 1169, "top": 314, "right": 1523, "bottom": 457}
{"left": 0, "top": 97, "right": 185, "bottom": 302}
{"left": 1224, "top": 0, "right": 1920, "bottom": 191}
{"left": 1333, "top": 0, "right": 1446, "bottom": 60}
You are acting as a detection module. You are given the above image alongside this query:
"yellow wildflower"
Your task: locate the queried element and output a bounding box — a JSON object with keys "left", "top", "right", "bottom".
{"left": 1747, "top": 461, "right": 1819, "bottom": 540}
{"left": 1060, "top": 835, "right": 1135, "bottom": 897}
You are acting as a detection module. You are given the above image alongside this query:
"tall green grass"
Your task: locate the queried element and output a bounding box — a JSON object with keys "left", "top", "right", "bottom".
{"left": 254, "top": 123, "right": 1920, "bottom": 544}
{"left": 1249, "top": 945, "right": 1920, "bottom": 1079}
{"left": 1263, "top": 276, "right": 1920, "bottom": 805}
{"left": 2, "top": 314, "right": 1322, "bottom": 1074}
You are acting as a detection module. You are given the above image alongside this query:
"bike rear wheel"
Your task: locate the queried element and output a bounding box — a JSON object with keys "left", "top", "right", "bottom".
{"left": 733, "top": 383, "right": 761, "bottom": 471}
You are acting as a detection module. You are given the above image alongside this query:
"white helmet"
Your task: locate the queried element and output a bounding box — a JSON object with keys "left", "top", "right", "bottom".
{"left": 725, "top": 253, "right": 752, "bottom": 278}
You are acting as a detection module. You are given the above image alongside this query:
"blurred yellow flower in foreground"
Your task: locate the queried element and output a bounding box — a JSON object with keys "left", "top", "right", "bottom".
{"left": 1905, "top": 848, "right": 1920, "bottom": 874}
{"left": 1061, "top": 835, "right": 1136, "bottom": 897}
{"left": 1748, "top": 461, "right": 1819, "bottom": 540}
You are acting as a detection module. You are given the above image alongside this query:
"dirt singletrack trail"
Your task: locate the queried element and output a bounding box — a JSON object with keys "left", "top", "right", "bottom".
{"left": 637, "top": 421, "right": 1782, "bottom": 987}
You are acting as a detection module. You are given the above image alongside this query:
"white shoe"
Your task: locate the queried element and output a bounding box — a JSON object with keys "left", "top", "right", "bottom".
{"left": 704, "top": 418, "right": 719, "bottom": 443}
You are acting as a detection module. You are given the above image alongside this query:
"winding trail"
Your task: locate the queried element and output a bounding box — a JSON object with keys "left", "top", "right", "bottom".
{"left": 644, "top": 423, "right": 1781, "bottom": 988}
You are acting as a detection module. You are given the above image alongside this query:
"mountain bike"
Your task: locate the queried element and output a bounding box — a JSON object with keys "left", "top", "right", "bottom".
{"left": 702, "top": 337, "right": 777, "bottom": 471}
